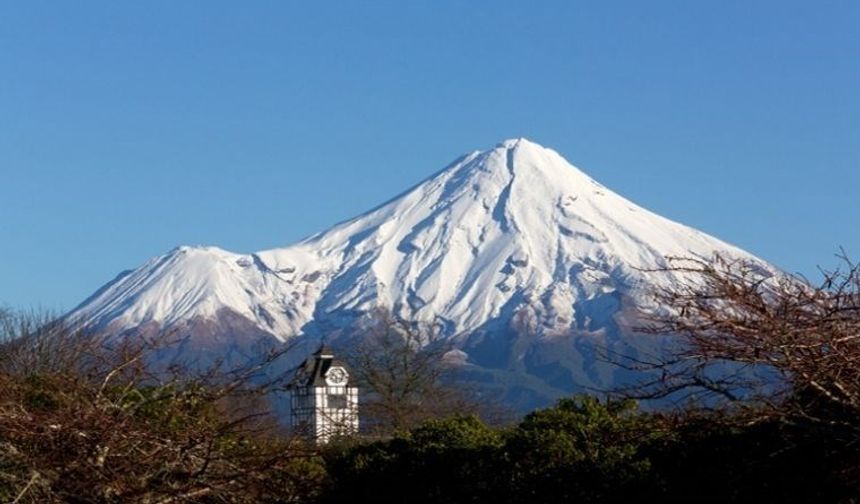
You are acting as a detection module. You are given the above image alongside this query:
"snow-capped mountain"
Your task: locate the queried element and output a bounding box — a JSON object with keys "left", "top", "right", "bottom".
{"left": 68, "top": 138, "right": 766, "bottom": 408}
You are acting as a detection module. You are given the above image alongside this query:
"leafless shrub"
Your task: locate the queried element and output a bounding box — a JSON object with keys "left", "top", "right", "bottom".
{"left": 0, "top": 309, "right": 324, "bottom": 503}
{"left": 612, "top": 252, "right": 860, "bottom": 441}
{"left": 346, "top": 309, "right": 489, "bottom": 437}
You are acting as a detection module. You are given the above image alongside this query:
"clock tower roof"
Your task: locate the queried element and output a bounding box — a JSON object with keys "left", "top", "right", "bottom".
{"left": 313, "top": 344, "right": 335, "bottom": 358}
{"left": 293, "top": 344, "right": 353, "bottom": 387}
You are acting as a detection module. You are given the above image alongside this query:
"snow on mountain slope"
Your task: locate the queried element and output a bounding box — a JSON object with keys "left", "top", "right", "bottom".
{"left": 71, "top": 245, "right": 302, "bottom": 337}
{"left": 67, "top": 138, "right": 769, "bottom": 407}
{"left": 70, "top": 138, "right": 760, "bottom": 339}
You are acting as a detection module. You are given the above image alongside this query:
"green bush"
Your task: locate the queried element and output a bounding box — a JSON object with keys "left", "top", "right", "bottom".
{"left": 502, "top": 396, "right": 664, "bottom": 502}
{"left": 322, "top": 397, "right": 665, "bottom": 504}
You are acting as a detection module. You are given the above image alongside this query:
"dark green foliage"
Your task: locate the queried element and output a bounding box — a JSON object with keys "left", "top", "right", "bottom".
{"left": 322, "top": 415, "right": 503, "bottom": 504}
{"left": 22, "top": 373, "right": 63, "bottom": 411}
{"left": 504, "top": 396, "right": 663, "bottom": 502}
{"left": 646, "top": 414, "right": 858, "bottom": 503}
{"left": 322, "top": 398, "right": 665, "bottom": 504}
{"left": 320, "top": 396, "right": 860, "bottom": 504}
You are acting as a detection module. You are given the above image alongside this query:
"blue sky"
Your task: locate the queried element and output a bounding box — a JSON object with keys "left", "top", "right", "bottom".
{"left": 1, "top": 1, "right": 858, "bottom": 311}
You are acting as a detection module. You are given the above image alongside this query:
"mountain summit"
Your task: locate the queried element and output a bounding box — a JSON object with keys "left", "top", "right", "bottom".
{"left": 68, "top": 139, "right": 765, "bottom": 408}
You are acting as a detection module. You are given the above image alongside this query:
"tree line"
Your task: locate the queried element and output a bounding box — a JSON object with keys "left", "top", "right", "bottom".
{"left": 1, "top": 253, "right": 859, "bottom": 502}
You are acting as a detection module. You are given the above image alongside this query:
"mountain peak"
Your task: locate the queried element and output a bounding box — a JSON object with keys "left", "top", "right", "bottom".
{"left": 491, "top": 137, "right": 556, "bottom": 163}
{"left": 496, "top": 137, "right": 533, "bottom": 148}
{"left": 454, "top": 138, "right": 593, "bottom": 202}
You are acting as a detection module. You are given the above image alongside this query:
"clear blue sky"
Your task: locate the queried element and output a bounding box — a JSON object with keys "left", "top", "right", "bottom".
{"left": 2, "top": 1, "right": 858, "bottom": 311}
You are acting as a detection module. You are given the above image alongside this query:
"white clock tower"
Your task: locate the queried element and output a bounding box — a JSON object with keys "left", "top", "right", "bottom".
{"left": 290, "top": 345, "right": 359, "bottom": 443}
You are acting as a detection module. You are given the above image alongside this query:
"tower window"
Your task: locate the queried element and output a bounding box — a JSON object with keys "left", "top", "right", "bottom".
{"left": 327, "top": 393, "right": 347, "bottom": 409}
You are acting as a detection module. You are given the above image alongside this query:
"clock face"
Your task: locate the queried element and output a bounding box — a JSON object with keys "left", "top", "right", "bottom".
{"left": 326, "top": 366, "right": 349, "bottom": 386}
